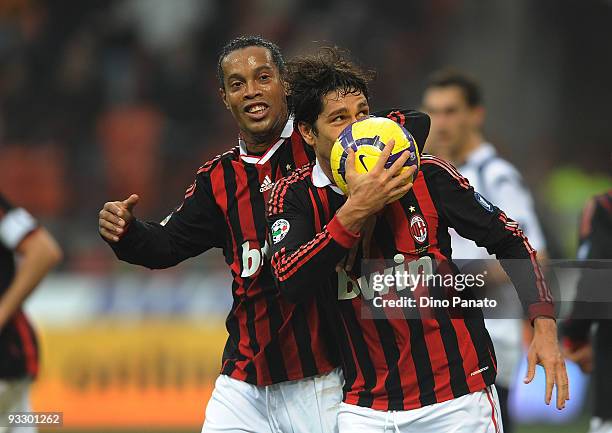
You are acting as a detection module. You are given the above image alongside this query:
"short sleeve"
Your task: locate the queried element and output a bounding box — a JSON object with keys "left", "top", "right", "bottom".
{"left": 0, "top": 195, "right": 38, "bottom": 250}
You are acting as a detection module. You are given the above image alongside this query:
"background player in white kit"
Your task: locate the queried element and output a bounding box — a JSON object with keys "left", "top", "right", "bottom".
{"left": 422, "top": 69, "right": 548, "bottom": 433}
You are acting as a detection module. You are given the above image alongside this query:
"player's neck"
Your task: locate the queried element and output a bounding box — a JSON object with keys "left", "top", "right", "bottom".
{"left": 319, "top": 159, "right": 335, "bottom": 184}
{"left": 244, "top": 131, "right": 280, "bottom": 154}
{"left": 453, "top": 133, "right": 483, "bottom": 166}
{"left": 245, "top": 141, "right": 272, "bottom": 154}
{"left": 243, "top": 113, "right": 289, "bottom": 154}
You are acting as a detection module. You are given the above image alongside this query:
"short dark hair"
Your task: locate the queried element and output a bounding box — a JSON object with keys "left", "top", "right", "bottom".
{"left": 217, "top": 35, "right": 286, "bottom": 88}
{"left": 425, "top": 68, "right": 482, "bottom": 107}
{"left": 287, "top": 47, "right": 374, "bottom": 131}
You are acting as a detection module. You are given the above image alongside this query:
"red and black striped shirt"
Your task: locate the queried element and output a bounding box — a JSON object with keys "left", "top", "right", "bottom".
{"left": 0, "top": 193, "right": 40, "bottom": 379}
{"left": 267, "top": 112, "right": 554, "bottom": 410}
{"left": 110, "top": 119, "right": 339, "bottom": 385}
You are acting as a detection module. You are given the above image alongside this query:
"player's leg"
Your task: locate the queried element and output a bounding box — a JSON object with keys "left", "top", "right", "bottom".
{"left": 495, "top": 385, "right": 512, "bottom": 433}
{"left": 484, "top": 317, "right": 522, "bottom": 433}
{"left": 201, "top": 374, "right": 273, "bottom": 433}
{"left": 400, "top": 385, "right": 503, "bottom": 433}
{"left": 591, "top": 328, "right": 612, "bottom": 433}
{"left": 337, "top": 401, "right": 389, "bottom": 432}
{"left": 272, "top": 368, "right": 343, "bottom": 433}
{"left": 0, "top": 379, "right": 37, "bottom": 433}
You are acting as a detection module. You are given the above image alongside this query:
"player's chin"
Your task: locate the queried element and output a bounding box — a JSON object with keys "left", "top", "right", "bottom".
{"left": 244, "top": 115, "right": 274, "bottom": 136}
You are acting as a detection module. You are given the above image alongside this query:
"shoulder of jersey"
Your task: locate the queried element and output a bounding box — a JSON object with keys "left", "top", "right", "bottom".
{"left": 271, "top": 162, "right": 314, "bottom": 194}
{"left": 578, "top": 191, "right": 612, "bottom": 239}
{"left": 595, "top": 190, "right": 612, "bottom": 216}
{"left": 196, "top": 146, "right": 240, "bottom": 175}
{"left": 480, "top": 156, "right": 522, "bottom": 183}
{"left": 267, "top": 162, "right": 314, "bottom": 216}
{"left": 420, "top": 154, "right": 471, "bottom": 189}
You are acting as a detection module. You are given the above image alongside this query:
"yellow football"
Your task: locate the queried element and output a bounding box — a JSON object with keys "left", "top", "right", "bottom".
{"left": 330, "top": 116, "right": 420, "bottom": 196}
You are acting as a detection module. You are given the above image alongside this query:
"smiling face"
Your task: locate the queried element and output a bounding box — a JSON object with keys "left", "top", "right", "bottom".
{"left": 298, "top": 90, "right": 370, "bottom": 179}
{"left": 219, "top": 46, "right": 288, "bottom": 147}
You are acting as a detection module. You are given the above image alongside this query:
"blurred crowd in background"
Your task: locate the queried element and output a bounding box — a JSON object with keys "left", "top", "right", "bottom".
{"left": 0, "top": 0, "right": 610, "bottom": 269}
{"left": 0, "top": 1, "right": 610, "bottom": 430}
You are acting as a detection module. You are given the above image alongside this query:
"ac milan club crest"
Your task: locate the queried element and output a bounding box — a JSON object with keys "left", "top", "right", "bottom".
{"left": 409, "top": 214, "right": 428, "bottom": 244}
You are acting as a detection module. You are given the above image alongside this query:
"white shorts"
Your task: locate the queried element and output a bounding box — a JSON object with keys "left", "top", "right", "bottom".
{"left": 0, "top": 379, "right": 36, "bottom": 433}
{"left": 338, "top": 385, "right": 503, "bottom": 433}
{"left": 202, "top": 368, "right": 343, "bottom": 433}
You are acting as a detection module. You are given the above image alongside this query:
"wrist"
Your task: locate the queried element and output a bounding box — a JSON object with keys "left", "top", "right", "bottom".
{"left": 336, "top": 198, "right": 369, "bottom": 233}
{"left": 327, "top": 215, "right": 360, "bottom": 249}
{"left": 534, "top": 316, "right": 556, "bottom": 332}
{"left": 528, "top": 303, "right": 555, "bottom": 325}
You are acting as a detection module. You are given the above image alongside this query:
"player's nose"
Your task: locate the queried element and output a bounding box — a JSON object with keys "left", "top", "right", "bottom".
{"left": 244, "top": 80, "right": 262, "bottom": 98}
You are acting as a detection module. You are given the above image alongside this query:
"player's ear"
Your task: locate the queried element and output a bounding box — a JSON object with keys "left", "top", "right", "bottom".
{"left": 297, "top": 121, "right": 316, "bottom": 147}
{"left": 219, "top": 87, "right": 230, "bottom": 110}
{"left": 472, "top": 105, "right": 485, "bottom": 129}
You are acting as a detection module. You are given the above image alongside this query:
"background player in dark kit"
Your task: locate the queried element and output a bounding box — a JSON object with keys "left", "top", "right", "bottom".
{"left": 0, "top": 192, "right": 62, "bottom": 431}
{"left": 267, "top": 47, "right": 568, "bottom": 432}
{"left": 562, "top": 191, "right": 612, "bottom": 433}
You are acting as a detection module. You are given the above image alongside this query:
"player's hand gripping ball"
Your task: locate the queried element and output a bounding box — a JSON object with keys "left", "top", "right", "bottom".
{"left": 330, "top": 116, "right": 420, "bottom": 198}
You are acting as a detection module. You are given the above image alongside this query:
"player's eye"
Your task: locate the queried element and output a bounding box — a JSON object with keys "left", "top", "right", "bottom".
{"left": 445, "top": 107, "right": 458, "bottom": 115}
{"left": 230, "top": 81, "right": 243, "bottom": 90}
{"left": 259, "top": 73, "right": 271, "bottom": 81}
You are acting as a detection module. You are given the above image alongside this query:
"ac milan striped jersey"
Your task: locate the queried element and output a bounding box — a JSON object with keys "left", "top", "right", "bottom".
{"left": 267, "top": 110, "right": 554, "bottom": 410}
{"left": 0, "top": 193, "right": 40, "bottom": 379}
{"left": 109, "top": 118, "right": 340, "bottom": 385}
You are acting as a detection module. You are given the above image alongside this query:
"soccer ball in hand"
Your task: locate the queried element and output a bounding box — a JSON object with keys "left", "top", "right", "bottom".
{"left": 330, "top": 116, "right": 420, "bottom": 196}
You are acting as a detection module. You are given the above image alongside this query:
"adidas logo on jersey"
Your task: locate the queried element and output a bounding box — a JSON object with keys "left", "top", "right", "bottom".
{"left": 259, "top": 175, "right": 274, "bottom": 193}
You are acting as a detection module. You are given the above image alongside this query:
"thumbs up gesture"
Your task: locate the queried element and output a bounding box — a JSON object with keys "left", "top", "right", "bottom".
{"left": 98, "top": 194, "right": 140, "bottom": 242}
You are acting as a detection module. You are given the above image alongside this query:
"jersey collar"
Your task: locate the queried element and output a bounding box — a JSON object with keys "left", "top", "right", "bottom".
{"left": 239, "top": 116, "right": 294, "bottom": 165}
{"left": 312, "top": 158, "right": 344, "bottom": 195}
